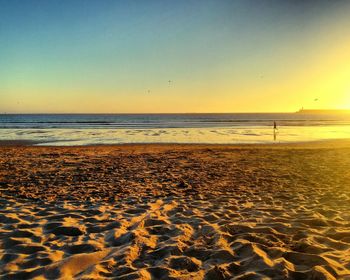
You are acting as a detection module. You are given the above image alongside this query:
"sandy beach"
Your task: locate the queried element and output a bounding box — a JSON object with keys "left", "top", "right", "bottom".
{"left": 1, "top": 142, "right": 350, "bottom": 279}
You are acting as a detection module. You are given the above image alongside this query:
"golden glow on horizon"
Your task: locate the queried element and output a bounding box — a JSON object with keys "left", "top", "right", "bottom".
{"left": 2, "top": 1, "right": 350, "bottom": 114}
{"left": 2, "top": 29, "right": 350, "bottom": 113}
{"left": 3, "top": 43, "right": 350, "bottom": 114}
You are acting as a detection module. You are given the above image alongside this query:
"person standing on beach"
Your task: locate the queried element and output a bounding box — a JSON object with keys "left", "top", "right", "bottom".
{"left": 273, "top": 121, "right": 278, "bottom": 141}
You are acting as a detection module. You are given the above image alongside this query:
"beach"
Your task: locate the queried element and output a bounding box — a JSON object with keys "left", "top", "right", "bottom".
{"left": 2, "top": 113, "right": 350, "bottom": 146}
{"left": 1, "top": 142, "right": 350, "bottom": 279}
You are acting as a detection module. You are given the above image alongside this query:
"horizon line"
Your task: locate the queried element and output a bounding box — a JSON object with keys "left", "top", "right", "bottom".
{"left": 0, "top": 111, "right": 301, "bottom": 115}
{"left": 1, "top": 109, "right": 350, "bottom": 115}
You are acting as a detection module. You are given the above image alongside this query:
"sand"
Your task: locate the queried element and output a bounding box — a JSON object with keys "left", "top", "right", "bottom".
{"left": 1, "top": 142, "right": 350, "bottom": 279}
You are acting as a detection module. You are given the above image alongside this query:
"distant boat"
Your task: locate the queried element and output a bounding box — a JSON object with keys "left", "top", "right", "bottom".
{"left": 296, "top": 108, "right": 350, "bottom": 114}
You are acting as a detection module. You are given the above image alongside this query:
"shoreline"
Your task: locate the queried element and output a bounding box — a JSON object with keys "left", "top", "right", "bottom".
{"left": 1, "top": 138, "right": 350, "bottom": 149}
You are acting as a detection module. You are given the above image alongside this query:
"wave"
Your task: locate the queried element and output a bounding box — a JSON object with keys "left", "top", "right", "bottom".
{"left": 1, "top": 113, "right": 350, "bottom": 129}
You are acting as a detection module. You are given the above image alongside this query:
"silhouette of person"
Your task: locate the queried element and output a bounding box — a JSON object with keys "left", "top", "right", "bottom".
{"left": 273, "top": 121, "right": 278, "bottom": 141}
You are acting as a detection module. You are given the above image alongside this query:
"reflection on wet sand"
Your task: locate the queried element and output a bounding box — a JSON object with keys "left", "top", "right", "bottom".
{"left": 0, "top": 125, "right": 350, "bottom": 146}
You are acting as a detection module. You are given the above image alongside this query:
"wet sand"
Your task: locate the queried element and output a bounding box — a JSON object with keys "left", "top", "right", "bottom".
{"left": 1, "top": 142, "right": 350, "bottom": 279}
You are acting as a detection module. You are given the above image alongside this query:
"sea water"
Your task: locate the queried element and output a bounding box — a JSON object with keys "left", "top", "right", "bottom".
{"left": 0, "top": 113, "right": 350, "bottom": 145}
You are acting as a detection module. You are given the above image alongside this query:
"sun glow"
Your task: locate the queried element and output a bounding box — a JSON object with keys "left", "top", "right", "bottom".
{"left": 1, "top": 1, "right": 350, "bottom": 113}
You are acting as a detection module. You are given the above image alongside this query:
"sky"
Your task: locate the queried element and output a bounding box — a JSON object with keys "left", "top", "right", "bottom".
{"left": 1, "top": 0, "right": 350, "bottom": 113}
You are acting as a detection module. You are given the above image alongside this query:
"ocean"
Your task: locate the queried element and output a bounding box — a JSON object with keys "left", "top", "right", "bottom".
{"left": 1, "top": 113, "right": 350, "bottom": 145}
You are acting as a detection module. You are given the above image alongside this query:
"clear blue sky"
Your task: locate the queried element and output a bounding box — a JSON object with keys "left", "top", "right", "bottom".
{"left": 1, "top": 0, "right": 350, "bottom": 113}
